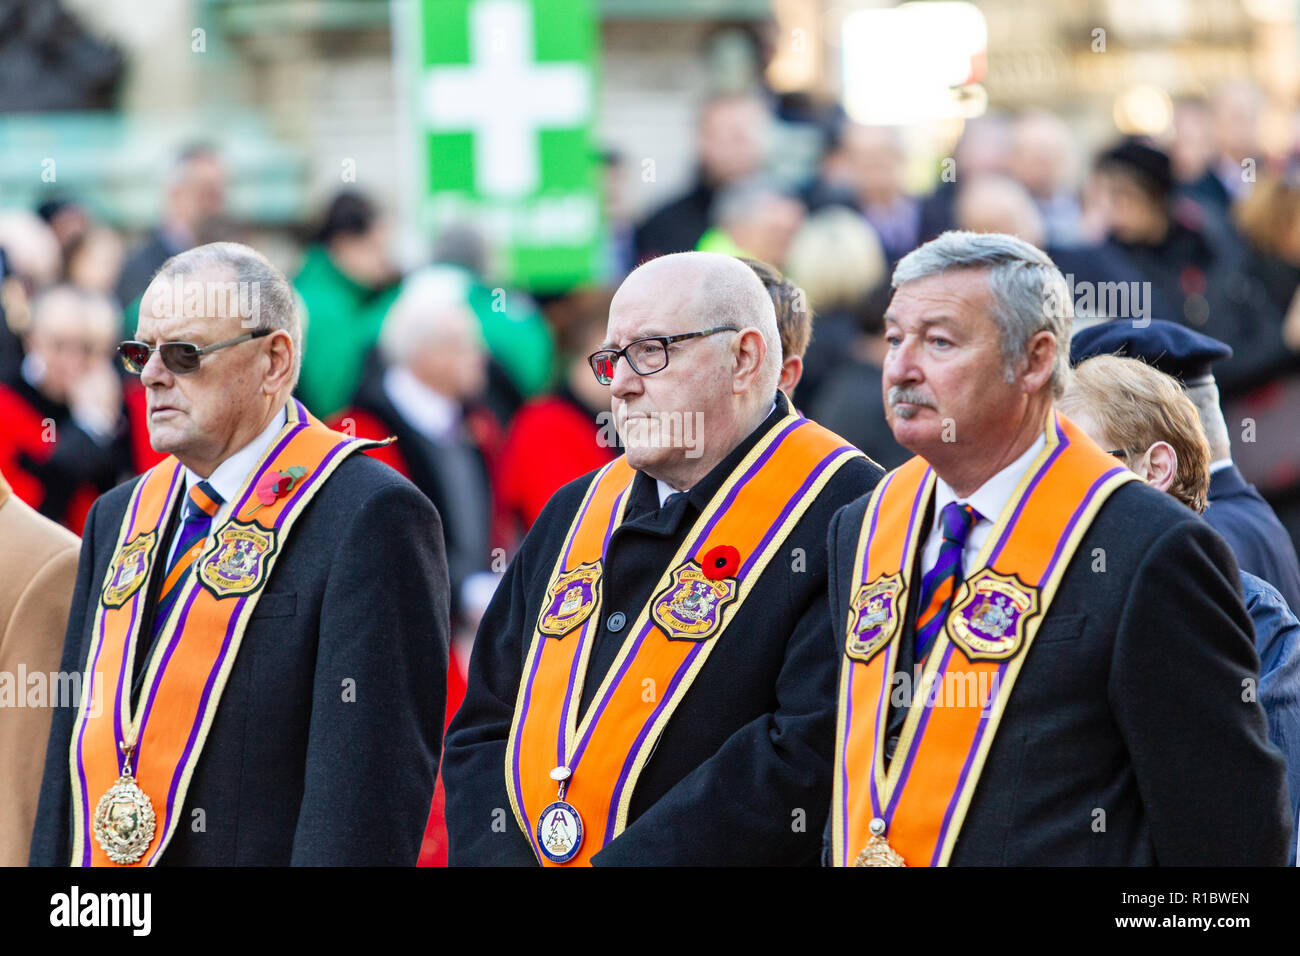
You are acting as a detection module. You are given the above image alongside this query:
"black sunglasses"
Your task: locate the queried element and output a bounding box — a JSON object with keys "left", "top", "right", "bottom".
{"left": 588, "top": 326, "right": 739, "bottom": 385}
{"left": 117, "top": 329, "right": 273, "bottom": 376}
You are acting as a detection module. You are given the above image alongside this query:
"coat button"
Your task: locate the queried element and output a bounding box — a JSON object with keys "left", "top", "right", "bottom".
{"left": 607, "top": 611, "right": 626, "bottom": 632}
{"left": 885, "top": 735, "right": 899, "bottom": 759}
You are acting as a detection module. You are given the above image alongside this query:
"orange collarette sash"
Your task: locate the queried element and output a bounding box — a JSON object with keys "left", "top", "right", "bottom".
{"left": 69, "top": 399, "right": 388, "bottom": 866}
{"left": 507, "top": 413, "right": 864, "bottom": 865}
{"left": 831, "top": 412, "right": 1138, "bottom": 867}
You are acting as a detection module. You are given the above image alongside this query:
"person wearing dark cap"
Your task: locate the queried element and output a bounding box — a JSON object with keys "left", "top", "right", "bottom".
{"left": 1060, "top": 353, "right": 1300, "bottom": 862}
{"left": 1072, "top": 318, "right": 1300, "bottom": 613}
{"left": 1092, "top": 138, "right": 1286, "bottom": 397}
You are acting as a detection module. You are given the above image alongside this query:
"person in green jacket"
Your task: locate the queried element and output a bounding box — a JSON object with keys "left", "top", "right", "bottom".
{"left": 293, "top": 192, "right": 400, "bottom": 419}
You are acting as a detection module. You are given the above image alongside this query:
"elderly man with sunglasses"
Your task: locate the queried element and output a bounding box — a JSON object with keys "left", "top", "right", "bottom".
{"left": 443, "top": 251, "right": 882, "bottom": 866}
{"left": 30, "top": 241, "right": 450, "bottom": 866}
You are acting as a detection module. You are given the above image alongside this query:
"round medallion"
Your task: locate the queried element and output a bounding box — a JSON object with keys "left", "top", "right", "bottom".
{"left": 92, "top": 775, "right": 157, "bottom": 865}
{"left": 536, "top": 800, "right": 584, "bottom": 864}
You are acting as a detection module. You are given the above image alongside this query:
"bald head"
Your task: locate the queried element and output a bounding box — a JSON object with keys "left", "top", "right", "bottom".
{"left": 612, "top": 251, "right": 782, "bottom": 396}
{"left": 604, "top": 252, "right": 783, "bottom": 488}
{"left": 956, "top": 175, "right": 1047, "bottom": 249}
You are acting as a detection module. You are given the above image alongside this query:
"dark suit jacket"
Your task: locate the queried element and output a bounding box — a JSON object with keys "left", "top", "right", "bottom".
{"left": 29, "top": 453, "right": 450, "bottom": 865}
{"left": 827, "top": 478, "right": 1293, "bottom": 865}
{"left": 1208, "top": 464, "right": 1300, "bottom": 614}
{"left": 443, "top": 396, "right": 884, "bottom": 865}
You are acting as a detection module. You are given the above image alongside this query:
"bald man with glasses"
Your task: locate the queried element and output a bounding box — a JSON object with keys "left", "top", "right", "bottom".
{"left": 30, "top": 242, "right": 449, "bottom": 866}
{"left": 443, "top": 251, "right": 882, "bottom": 866}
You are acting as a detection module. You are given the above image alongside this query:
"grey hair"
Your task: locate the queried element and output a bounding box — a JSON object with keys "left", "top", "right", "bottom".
{"left": 710, "top": 176, "right": 785, "bottom": 230}
{"left": 378, "top": 265, "right": 474, "bottom": 365}
{"left": 152, "top": 241, "right": 302, "bottom": 389}
{"left": 892, "top": 230, "right": 1072, "bottom": 398}
{"left": 1185, "top": 379, "right": 1231, "bottom": 462}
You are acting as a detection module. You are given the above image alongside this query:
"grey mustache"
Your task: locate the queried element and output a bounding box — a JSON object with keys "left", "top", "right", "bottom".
{"left": 887, "top": 386, "right": 935, "bottom": 409}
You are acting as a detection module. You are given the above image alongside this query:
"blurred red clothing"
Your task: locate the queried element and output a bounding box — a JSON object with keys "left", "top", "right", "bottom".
{"left": 497, "top": 389, "right": 616, "bottom": 536}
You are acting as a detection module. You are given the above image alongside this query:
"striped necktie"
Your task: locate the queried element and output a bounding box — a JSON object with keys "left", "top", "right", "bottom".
{"left": 914, "top": 501, "right": 981, "bottom": 661}
{"left": 152, "top": 480, "right": 223, "bottom": 638}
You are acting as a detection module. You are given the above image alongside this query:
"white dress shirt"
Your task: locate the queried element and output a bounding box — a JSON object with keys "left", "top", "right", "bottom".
{"left": 168, "top": 404, "right": 288, "bottom": 566}
{"left": 383, "top": 365, "right": 459, "bottom": 443}
{"left": 920, "top": 432, "right": 1046, "bottom": 578}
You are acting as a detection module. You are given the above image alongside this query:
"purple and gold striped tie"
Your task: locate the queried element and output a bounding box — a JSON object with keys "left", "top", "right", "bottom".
{"left": 152, "top": 480, "right": 223, "bottom": 637}
{"left": 914, "top": 502, "right": 981, "bottom": 661}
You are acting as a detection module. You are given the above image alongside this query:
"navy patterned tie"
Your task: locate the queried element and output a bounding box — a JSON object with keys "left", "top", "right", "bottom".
{"left": 152, "top": 480, "right": 223, "bottom": 637}
{"left": 914, "top": 502, "right": 981, "bottom": 661}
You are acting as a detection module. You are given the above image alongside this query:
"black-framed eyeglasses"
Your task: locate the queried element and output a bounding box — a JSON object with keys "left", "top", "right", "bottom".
{"left": 1107, "top": 449, "right": 1138, "bottom": 460}
{"left": 117, "top": 329, "right": 273, "bottom": 376}
{"left": 588, "top": 326, "right": 739, "bottom": 385}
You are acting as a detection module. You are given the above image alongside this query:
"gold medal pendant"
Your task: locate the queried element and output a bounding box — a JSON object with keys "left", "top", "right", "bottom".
{"left": 853, "top": 817, "right": 906, "bottom": 867}
{"left": 92, "top": 741, "right": 156, "bottom": 865}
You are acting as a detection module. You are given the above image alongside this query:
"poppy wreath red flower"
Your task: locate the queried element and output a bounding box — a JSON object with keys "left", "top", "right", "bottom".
{"left": 701, "top": 544, "right": 740, "bottom": 581}
{"left": 250, "top": 465, "right": 308, "bottom": 513}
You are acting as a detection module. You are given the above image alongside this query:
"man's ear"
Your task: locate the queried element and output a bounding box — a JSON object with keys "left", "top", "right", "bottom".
{"left": 263, "top": 330, "right": 295, "bottom": 396}
{"left": 1140, "top": 441, "right": 1178, "bottom": 494}
{"left": 731, "top": 327, "right": 767, "bottom": 395}
{"left": 1021, "top": 330, "right": 1057, "bottom": 395}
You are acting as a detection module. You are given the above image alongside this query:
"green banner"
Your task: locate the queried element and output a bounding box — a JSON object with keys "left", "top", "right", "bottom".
{"left": 412, "top": 0, "right": 603, "bottom": 291}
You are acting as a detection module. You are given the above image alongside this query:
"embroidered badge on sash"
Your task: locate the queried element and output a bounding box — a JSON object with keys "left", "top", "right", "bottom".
{"left": 101, "top": 531, "right": 158, "bottom": 609}
{"left": 946, "top": 568, "right": 1040, "bottom": 662}
{"left": 846, "top": 573, "right": 904, "bottom": 663}
{"left": 651, "top": 561, "right": 736, "bottom": 641}
{"left": 538, "top": 561, "right": 603, "bottom": 638}
{"left": 198, "top": 520, "right": 277, "bottom": 598}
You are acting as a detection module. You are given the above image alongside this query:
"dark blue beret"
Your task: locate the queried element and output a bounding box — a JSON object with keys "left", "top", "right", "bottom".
{"left": 1070, "top": 318, "right": 1232, "bottom": 384}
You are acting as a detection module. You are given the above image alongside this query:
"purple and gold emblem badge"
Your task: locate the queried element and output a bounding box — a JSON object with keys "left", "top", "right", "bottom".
{"left": 538, "top": 561, "right": 602, "bottom": 638}
{"left": 946, "top": 568, "right": 1040, "bottom": 662}
{"left": 846, "top": 573, "right": 904, "bottom": 663}
{"left": 651, "top": 561, "right": 736, "bottom": 641}
{"left": 101, "top": 530, "right": 158, "bottom": 608}
{"left": 198, "top": 520, "right": 277, "bottom": 598}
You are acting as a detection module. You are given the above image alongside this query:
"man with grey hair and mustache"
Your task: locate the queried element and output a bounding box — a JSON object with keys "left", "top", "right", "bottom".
{"left": 826, "top": 230, "right": 1290, "bottom": 866}
{"left": 31, "top": 241, "right": 449, "bottom": 866}
{"left": 444, "top": 250, "right": 881, "bottom": 865}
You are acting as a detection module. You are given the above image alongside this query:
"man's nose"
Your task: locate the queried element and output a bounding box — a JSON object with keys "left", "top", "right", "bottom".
{"left": 884, "top": 337, "right": 921, "bottom": 385}
{"left": 608, "top": 354, "right": 642, "bottom": 400}
{"left": 139, "top": 349, "right": 174, "bottom": 388}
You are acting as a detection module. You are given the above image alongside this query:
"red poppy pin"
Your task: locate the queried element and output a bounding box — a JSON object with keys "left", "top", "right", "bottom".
{"left": 701, "top": 544, "right": 740, "bottom": 581}
{"left": 249, "top": 465, "right": 308, "bottom": 514}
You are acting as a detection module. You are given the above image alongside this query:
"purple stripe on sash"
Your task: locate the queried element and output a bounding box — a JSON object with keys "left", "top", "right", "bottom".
{"left": 556, "top": 481, "right": 629, "bottom": 767}
{"left": 560, "top": 465, "right": 609, "bottom": 568}
{"left": 737, "top": 445, "right": 855, "bottom": 579}
{"left": 929, "top": 658, "right": 1004, "bottom": 866}
{"left": 990, "top": 420, "right": 1067, "bottom": 561}
{"left": 841, "top": 664, "right": 855, "bottom": 865}
{"left": 568, "top": 421, "right": 802, "bottom": 773}
{"left": 512, "top": 640, "right": 547, "bottom": 858}
{"left": 1041, "top": 467, "right": 1126, "bottom": 582}
{"left": 867, "top": 640, "right": 895, "bottom": 819}
{"left": 886, "top": 641, "right": 954, "bottom": 818}
{"left": 230, "top": 420, "right": 309, "bottom": 517}
{"left": 603, "top": 639, "right": 705, "bottom": 844}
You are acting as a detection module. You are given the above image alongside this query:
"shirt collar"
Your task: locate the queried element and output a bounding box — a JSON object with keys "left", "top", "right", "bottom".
{"left": 1208, "top": 457, "right": 1233, "bottom": 474}
{"left": 383, "top": 365, "right": 459, "bottom": 442}
{"left": 183, "top": 404, "right": 287, "bottom": 503}
{"left": 932, "top": 431, "right": 1047, "bottom": 530}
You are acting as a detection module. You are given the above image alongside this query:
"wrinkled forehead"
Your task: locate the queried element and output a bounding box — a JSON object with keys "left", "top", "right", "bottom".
{"left": 138, "top": 270, "right": 245, "bottom": 343}
{"left": 604, "top": 275, "right": 702, "bottom": 346}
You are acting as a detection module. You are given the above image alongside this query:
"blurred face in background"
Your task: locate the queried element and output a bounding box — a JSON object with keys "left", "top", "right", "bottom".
{"left": 1169, "top": 101, "right": 1215, "bottom": 183}
{"left": 698, "top": 97, "right": 767, "bottom": 186}
{"left": 1096, "top": 170, "right": 1168, "bottom": 245}
{"left": 66, "top": 228, "right": 126, "bottom": 297}
{"left": 842, "top": 124, "right": 906, "bottom": 206}
{"left": 26, "top": 288, "right": 117, "bottom": 405}
{"left": 170, "top": 153, "right": 228, "bottom": 237}
{"left": 410, "top": 304, "right": 487, "bottom": 402}
{"left": 331, "top": 217, "right": 395, "bottom": 290}
{"left": 730, "top": 194, "right": 805, "bottom": 269}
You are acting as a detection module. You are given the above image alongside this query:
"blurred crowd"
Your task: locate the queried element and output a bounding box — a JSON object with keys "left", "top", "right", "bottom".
{"left": 6, "top": 79, "right": 1300, "bottom": 617}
